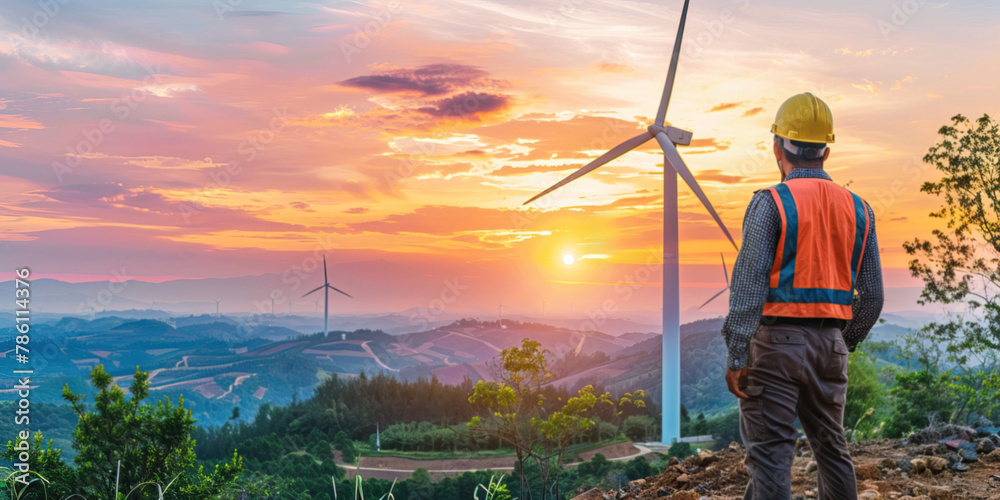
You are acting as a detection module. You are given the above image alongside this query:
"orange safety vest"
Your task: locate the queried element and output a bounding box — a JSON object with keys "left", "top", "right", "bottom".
{"left": 761, "top": 177, "right": 871, "bottom": 319}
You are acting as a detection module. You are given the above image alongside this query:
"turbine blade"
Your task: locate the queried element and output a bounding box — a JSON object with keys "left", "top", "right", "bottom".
{"left": 302, "top": 285, "right": 324, "bottom": 298}
{"left": 323, "top": 255, "right": 329, "bottom": 284}
{"left": 654, "top": 0, "right": 691, "bottom": 125}
{"left": 326, "top": 284, "right": 353, "bottom": 298}
{"left": 721, "top": 252, "right": 730, "bottom": 287}
{"left": 523, "top": 131, "right": 654, "bottom": 205}
{"left": 697, "top": 287, "right": 728, "bottom": 310}
{"left": 656, "top": 133, "right": 739, "bottom": 250}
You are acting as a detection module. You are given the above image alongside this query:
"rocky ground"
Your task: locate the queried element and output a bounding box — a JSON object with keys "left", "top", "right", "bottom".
{"left": 573, "top": 435, "right": 1000, "bottom": 499}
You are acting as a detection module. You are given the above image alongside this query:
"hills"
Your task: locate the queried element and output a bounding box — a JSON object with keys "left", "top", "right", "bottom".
{"left": 3, "top": 312, "right": 916, "bottom": 431}
{"left": 2, "top": 314, "right": 659, "bottom": 429}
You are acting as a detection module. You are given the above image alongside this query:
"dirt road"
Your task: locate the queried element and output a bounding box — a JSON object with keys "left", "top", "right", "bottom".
{"left": 341, "top": 442, "right": 649, "bottom": 481}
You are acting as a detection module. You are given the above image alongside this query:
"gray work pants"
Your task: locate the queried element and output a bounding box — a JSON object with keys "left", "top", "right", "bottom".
{"left": 739, "top": 323, "right": 857, "bottom": 500}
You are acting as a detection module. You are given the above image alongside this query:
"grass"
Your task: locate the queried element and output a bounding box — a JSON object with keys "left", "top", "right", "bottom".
{"left": 355, "top": 442, "right": 516, "bottom": 461}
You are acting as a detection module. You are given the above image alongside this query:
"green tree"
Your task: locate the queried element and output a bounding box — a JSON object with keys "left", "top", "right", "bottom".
{"left": 883, "top": 369, "right": 957, "bottom": 438}
{"left": 333, "top": 430, "right": 357, "bottom": 463}
{"left": 665, "top": 442, "right": 693, "bottom": 460}
{"left": 467, "top": 339, "right": 550, "bottom": 500}
{"left": 407, "top": 467, "right": 434, "bottom": 499}
{"left": 904, "top": 113, "right": 1000, "bottom": 422}
{"left": 63, "top": 364, "right": 242, "bottom": 498}
{"left": 178, "top": 451, "right": 243, "bottom": 498}
{"left": 575, "top": 453, "right": 610, "bottom": 478}
{"left": 1, "top": 431, "right": 76, "bottom": 499}
{"left": 623, "top": 456, "right": 653, "bottom": 481}
{"left": 530, "top": 385, "right": 603, "bottom": 499}
{"left": 467, "top": 339, "right": 644, "bottom": 499}
{"left": 845, "top": 349, "right": 886, "bottom": 439}
{"left": 622, "top": 415, "right": 654, "bottom": 442}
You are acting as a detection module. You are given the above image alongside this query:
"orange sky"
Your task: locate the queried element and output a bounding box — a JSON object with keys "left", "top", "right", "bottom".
{"left": 2, "top": 0, "right": 999, "bottom": 319}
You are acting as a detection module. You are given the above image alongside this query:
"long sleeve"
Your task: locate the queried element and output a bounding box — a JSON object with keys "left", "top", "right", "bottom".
{"left": 721, "top": 190, "right": 781, "bottom": 370}
{"left": 842, "top": 202, "right": 884, "bottom": 350}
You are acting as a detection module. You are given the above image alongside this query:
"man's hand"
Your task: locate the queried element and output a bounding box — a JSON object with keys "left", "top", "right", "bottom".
{"left": 726, "top": 367, "right": 749, "bottom": 399}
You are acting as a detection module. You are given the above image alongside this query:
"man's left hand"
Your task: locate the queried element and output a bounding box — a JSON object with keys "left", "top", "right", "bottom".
{"left": 726, "top": 367, "right": 749, "bottom": 399}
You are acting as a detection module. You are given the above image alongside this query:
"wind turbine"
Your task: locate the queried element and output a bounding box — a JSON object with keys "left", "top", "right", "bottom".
{"left": 697, "top": 253, "right": 730, "bottom": 310}
{"left": 302, "top": 256, "right": 353, "bottom": 339}
{"left": 215, "top": 299, "right": 222, "bottom": 317}
{"left": 497, "top": 301, "right": 506, "bottom": 329}
{"left": 522, "top": 0, "right": 738, "bottom": 444}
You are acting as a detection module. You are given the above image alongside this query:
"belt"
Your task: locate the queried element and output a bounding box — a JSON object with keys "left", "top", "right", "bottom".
{"left": 761, "top": 316, "right": 847, "bottom": 330}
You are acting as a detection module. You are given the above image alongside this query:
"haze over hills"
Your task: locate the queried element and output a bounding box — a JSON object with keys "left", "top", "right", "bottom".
{"left": 3, "top": 257, "right": 934, "bottom": 326}
{"left": 2, "top": 308, "right": 920, "bottom": 432}
{"left": 1, "top": 313, "right": 660, "bottom": 428}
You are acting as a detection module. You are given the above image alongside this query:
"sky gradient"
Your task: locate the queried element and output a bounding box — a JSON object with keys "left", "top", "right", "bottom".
{"left": 2, "top": 0, "right": 999, "bottom": 319}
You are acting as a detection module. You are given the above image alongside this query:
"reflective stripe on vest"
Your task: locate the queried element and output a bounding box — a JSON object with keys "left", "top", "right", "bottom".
{"left": 762, "top": 178, "right": 870, "bottom": 319}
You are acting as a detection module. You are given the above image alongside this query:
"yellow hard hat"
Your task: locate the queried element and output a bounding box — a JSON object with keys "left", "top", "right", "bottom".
{"left": 771, "top": 92, "right": 835, "bottom": 143}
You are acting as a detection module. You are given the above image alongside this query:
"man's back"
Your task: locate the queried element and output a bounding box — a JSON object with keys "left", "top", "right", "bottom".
{"left": 722, "top": 92, "right": 884, "bottom": 500}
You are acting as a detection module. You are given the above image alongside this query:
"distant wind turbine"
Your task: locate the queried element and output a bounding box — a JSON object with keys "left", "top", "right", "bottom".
{"left": 521, "top": 0, "right": 737, "bottom": 444}
{"left": 498, "top": 301, "right": 506, "bottom": 329}
{"left": 215, "top": 299, "right": 222, "bottom": 317}
{"left": 302, "top": 256, "right": 353, "bottom": 339}
{"left": 697, "top": 253, "right": 730, "bottom": 310}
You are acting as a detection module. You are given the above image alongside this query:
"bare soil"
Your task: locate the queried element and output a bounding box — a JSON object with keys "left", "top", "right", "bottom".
{"left": 574, "top": 439, "right": 1000, "bottom": 500}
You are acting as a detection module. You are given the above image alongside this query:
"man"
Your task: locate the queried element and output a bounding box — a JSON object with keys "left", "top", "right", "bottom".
{"left": 721, "top": 92, "right": 884, "bottom": 500}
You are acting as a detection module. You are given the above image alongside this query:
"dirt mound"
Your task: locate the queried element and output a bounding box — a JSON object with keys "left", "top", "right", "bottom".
{"left": 573, "top": 439, "right": 1000, "bottom": 499}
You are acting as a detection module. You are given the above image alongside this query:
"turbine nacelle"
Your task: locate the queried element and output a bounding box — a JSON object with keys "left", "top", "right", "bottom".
{"left": 647, "top": 124, "right": 692, "bottom": 146}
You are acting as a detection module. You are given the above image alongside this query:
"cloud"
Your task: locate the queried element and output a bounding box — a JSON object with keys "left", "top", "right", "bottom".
{"left": 289, "top": 201, "right": 315, "bottom": 212}
{"left": 417, "top": 92, "right": 512, "bottom": 120}
{"left": 338, "top": 64, "right": 502, "bottom": 96}
{"left": 834, "top": 47, "right": 904, "bottom": 57}
{"left": 685, "top": 138, "right": 731, "bottom": 155}
{"left": 583, "top": 194, "right": 661, "bottom": 210}
{"left": 851, "top": 79, "right": 881, "bottom": 95}
{"left": 742, "top": 107, "right": 765, "bottom": 117}
{"left": 40, "top": 183, "right": 129, "bottom": 204}
{"left": 490, "top": 164, "right": 579, "bottom": 176}
{"left": 349, "top": 205, "right": 516, "bottom": 235}
{"left": 0, "top": 114, "right": 44, "bottom": 130}
{"left": 476, "top": 115, "right": 659, "bottom": 157}
{"left": 708, "top": 102, "right": 745, "bottom": 112}
{"left": 594, "top": 62, "right": 632, "bottom": 73}
{"left": 29, "top": 183, "right": 316, "bottom": 233}
{"left": 891, "top": 76, "right": 914, "bottom": 90}
{"left": 694, "top": 169, "right": 744, "bottom": 184}
{"left": 344, "top": 207, "right": 370, "bottom": 214}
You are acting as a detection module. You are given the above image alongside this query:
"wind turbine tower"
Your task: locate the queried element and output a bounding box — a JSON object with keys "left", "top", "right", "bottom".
{"left": 522, "top": 0, "right": 737, "bottom": 443}
{"left": 303, "top": 256, "right": 353, "bottom": 340}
